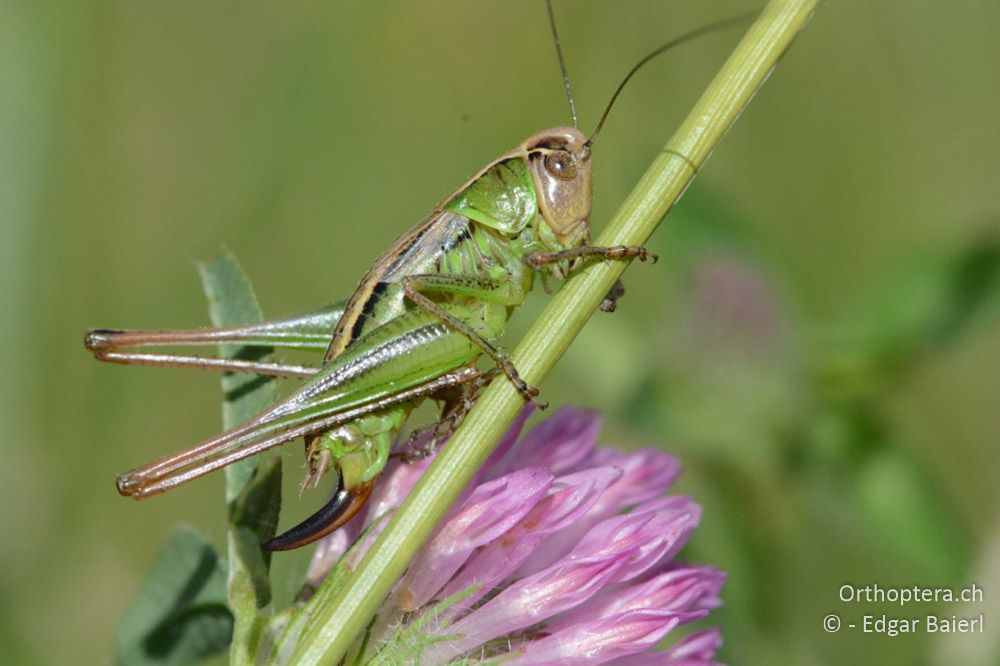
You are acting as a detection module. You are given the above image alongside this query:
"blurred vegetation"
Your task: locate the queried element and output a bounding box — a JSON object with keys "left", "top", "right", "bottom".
{"left": 2, "top": 1, "right": 998, "bottom": 664}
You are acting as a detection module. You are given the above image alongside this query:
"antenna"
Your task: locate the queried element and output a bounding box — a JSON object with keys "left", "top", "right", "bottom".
{"left": 546, "top": 0, "right": 579, "bottom": 128}
{"left": 585, "top": 10, "right": 759, "bottom": 150}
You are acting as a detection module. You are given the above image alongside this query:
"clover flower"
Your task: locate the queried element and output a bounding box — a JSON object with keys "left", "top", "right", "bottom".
{"left": 306, "top": 407, "right": 726, "bottom": 665}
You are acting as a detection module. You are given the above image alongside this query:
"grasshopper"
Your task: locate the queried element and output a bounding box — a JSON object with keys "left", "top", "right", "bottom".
{"left": 85, "top": 4, "right": 749, "bottom": 551}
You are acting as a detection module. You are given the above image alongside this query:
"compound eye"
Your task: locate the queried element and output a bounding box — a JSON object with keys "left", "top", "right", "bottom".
{"left": 544, "top": 150, "right": 577, "bottom": 180}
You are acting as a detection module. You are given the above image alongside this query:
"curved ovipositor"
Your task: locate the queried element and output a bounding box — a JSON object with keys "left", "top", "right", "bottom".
{"left": 261, "top": 474, "right": 374, "bottom": 552}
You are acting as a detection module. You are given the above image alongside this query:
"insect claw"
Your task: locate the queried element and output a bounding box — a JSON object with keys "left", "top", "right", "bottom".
{"left": 613, "top": 245, "right": 656, "bottom": 263}
{"left": 518, "top": 380, "right": 541, "bottom": 401}
{"left": 263, "top": 474, "right": 374, "bottom": 552}
{"left": 518, "top": 382, "right": 547, "bottom": 410}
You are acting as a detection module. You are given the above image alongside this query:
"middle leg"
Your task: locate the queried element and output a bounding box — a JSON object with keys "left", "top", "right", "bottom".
{"left": 401, "top": 274, "right": 544, "bottom": 406}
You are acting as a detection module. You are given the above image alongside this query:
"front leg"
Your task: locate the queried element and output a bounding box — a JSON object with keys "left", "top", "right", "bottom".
{"left": 401, "top": 274, "right": 544, "bottom": 406}
{"left": 526, "top": 246, "right": 655, "bottom": 315}
{"left": 525, "top": 244, "right": 658, "bottom": 270}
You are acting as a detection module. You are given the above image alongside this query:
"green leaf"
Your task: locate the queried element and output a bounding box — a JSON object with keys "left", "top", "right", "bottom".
{"left": 115, "top": 526, "right": 232, "bottom": 666}
{"left": 198, "top": 248, "right": 280, "bottom": 501}
{"left": 198, "top": 249, "right": 282, "bottom": 662}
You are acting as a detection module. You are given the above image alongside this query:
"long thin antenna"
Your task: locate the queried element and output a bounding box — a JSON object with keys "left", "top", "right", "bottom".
{"left": 585, "top": 9, "right": 759, "bottom": 150}
{"left": 546, "top": 0, "right": 578, "bottom": 128}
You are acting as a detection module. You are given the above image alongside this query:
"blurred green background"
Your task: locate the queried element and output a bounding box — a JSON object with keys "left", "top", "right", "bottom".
{"left": 2, "top": 1, "right": 998, "bottom": 664}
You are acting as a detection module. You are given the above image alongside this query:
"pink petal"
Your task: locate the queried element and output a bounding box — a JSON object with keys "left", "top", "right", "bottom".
{"left": 508, "top": 609, "right": 700, "bottom": 665}
{"left": 508, "top": 406, "right": 602, "bottom": 475}
{"left": 423, "top": 550, "right": 634, "bottom": 661}
{"left": 516, "top": 451, "right": 682, "bottom": 576}
{"left": 521, "top": 495, "right": 700, "bottom": 579}
{"left": 662, "top": 628, "right": 725, "bottom": 664}
{"left": 395, "top": 467, "right": 552, "bottom": 611}
{"left": 432, "top": 496, "right": 700, "bottom": 653}
{"left": 547, "top": 566, "right": 725, "bottom": 633}
{"left": 479, "top": 404, "right": 536, "bottom": 481}
{"left": 576, "top": 498, "right": 702, "bottom": 584}
{"left": 608, "top": 627, "right": 724, "bottom": 666}
{"left": 590, "top": 448, "right": 682, "bottom": 511}
{"left": 439, "top": 467, "right": 622, "bottom": 609}
{"left": 602, "top": 628, "right": 725, "bottom": 665}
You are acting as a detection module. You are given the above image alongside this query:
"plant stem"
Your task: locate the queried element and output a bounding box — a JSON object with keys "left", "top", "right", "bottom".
{"left": 291, "top": 1, "right": 820, "bottom": 662}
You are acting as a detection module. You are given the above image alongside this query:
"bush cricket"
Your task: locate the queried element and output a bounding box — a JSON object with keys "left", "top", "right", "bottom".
{"left": 85, "top": 3, "right": 751, "bottom": 551}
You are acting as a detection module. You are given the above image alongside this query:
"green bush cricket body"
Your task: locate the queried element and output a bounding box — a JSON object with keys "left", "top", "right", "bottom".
{"left": 85, "top": 4, "right": 750, "bottom": 551}
{"left": 88, "top": 126, "right": 648, "bottom": 550}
